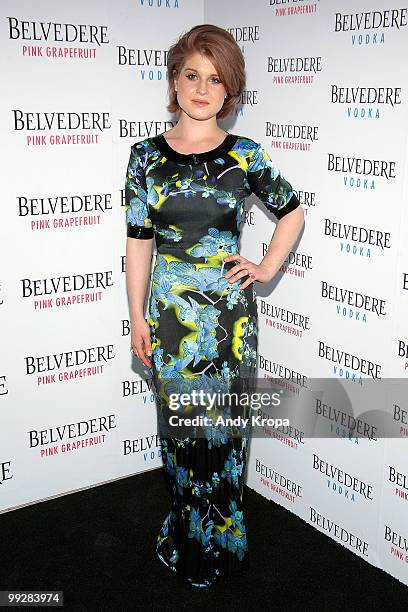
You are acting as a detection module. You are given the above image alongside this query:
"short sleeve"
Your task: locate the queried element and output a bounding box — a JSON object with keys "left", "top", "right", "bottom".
{"left": 246, "top": 142, "right": 300, "bottom": 220}
{"left": 124, "top": 143, "right": 154, "bottom": 239}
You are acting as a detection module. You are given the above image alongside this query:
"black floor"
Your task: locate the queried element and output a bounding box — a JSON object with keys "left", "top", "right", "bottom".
{"left": 1, "top": 467, "right": 407, "bottom": 611}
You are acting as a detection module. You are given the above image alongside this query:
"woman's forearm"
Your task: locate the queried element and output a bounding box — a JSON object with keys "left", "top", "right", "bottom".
{"left": 125, "top": 236, "right": 154, "bottom": 323}
{"left": 260, "top": 206, "right": 305, "bottom": 278}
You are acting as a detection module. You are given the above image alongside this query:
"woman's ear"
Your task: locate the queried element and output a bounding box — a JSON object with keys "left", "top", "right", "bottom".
{"left": 172, "top": 68, "right": 178, "bottom": 88}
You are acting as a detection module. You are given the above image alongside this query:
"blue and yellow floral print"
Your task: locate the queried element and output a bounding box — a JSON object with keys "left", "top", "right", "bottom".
{"left": 124, "top": 132, "right": 300, "bottom": 587}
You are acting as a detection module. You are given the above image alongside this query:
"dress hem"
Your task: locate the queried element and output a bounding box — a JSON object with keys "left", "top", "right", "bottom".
{"left": 156, "top": 547, "right": 220, "bottom": 588}
{"left": 156, "top": 544, "right": 251, "bottom": 588}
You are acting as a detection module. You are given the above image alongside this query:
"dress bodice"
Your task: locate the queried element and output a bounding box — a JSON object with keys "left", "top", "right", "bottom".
{"left": 124, "top": 132, "right": 301, "bottom": 263}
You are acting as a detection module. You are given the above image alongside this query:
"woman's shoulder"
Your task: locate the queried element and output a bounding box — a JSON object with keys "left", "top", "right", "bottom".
{"left": 231, "top": 135, "right": 262, "bottom": 164}
{"left": 128, "top": 136, "right": 161, "bottom": 165}
{"left": 130, "top": 135, "right": 156, "bottom": 152}
{"left": 232, "top": 134, "right": 262, "bottom": 153}
{"left": 129, "top": 133, "right": 261, "bottom": 162}
{"left": 233, "top": 134, "right": 257, "bottom": 146}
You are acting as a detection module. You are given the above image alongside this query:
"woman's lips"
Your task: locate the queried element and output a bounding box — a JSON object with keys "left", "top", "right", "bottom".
{"left": 192, "top": 100, "right": 209, "bottom": 106}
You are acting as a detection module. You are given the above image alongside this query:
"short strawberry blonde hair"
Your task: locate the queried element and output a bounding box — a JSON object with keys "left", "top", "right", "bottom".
{"left": 166, "top": 24, "right": 246, "bottom": 120}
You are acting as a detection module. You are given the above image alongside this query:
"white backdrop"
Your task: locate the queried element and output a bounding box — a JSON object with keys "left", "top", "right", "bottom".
{"left": 1, "top": 0, "right": 407, "bottom": 588}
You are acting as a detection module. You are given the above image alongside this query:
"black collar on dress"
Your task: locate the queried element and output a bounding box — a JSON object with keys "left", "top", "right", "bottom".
{"left": 153, "top": 132, "right": 239, "bottom": 165}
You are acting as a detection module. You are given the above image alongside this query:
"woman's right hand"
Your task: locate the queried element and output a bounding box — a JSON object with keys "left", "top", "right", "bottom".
{"left": 131, "top": 316, "right": 153, "bottom": 369}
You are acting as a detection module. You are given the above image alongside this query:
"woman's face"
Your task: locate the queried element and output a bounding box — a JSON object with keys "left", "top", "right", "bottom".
{"left": 173, "top": 52, "right": 227, "bottom": 121}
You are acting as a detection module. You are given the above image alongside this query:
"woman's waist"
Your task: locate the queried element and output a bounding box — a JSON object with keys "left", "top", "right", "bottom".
{"left": 154, "top": 248, "right": 241, "bottom": 266}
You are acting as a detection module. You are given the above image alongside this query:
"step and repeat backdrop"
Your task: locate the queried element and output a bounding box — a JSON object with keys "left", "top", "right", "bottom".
{"left": 1, "top": 0, "right": 407, "bottom": 588}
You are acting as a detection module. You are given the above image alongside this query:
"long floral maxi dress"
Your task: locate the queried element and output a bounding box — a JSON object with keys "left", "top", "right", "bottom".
{"left": 123, "top": 132, "right": 300, "bottom": 588}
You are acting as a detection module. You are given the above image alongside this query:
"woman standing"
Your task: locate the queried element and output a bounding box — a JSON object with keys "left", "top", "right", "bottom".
{"left": 124, "top": 24, "right": 304, "bottom": 588}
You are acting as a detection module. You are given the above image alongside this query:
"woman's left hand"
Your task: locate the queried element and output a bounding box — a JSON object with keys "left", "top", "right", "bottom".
{"left": 223, "top": 254, "right": 273, "bottom": 290}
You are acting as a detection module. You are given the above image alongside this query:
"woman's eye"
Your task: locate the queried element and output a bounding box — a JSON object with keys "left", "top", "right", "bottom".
{"left": 186, "top": 74, "right": 221, "bottom": 84}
